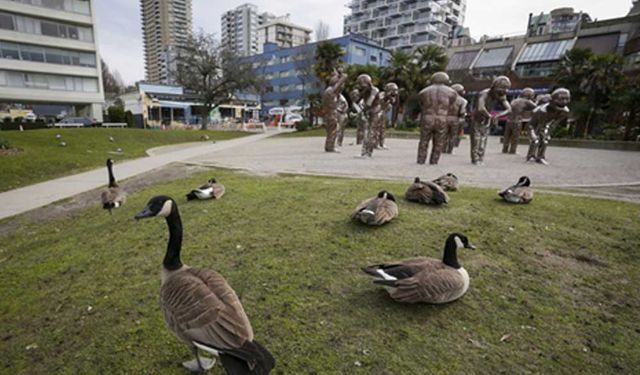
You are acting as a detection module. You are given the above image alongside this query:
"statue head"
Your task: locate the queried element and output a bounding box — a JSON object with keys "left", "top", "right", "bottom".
{"left": 384, "top": 82, "right": 399, "bottom": 96}
{"left": 328, "top": 69, "right": 341, "bottom": 86}
{"left": 350, "top": 88, "right": 361, "bottom": 102}
{"left": 491, "top": 76, "right": 511, "bottom": 97}
{"left": 451, "top": 84, "right": 465, "bottom": 96}
{"left": 551, "top": 88, "right": 571, "bottom": 108}
{"left": 356, "top": 74, "right": 373, "bottom": 90}
{"left": 521, "top": 88, "right": 535, "bottom": 100}
{"left": 430, "top": 72, "right": 450, "bottom": 85}
{"left": 536, "top": 94, "right": 552, "bottom": 105}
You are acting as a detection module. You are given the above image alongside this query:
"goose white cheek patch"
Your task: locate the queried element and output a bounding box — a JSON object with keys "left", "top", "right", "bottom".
{"left": 158, "top": 200, "right": 173, "bottom": 217}
{"left": 454, "top": 236, "right": 464, "bottom": 249}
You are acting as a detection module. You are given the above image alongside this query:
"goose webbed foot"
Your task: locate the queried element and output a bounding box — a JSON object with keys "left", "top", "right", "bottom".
{"left": 182, "top": 348, "right": 215, "bottom": 373}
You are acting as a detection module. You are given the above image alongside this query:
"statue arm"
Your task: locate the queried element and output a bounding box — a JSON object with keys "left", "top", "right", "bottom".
{"left": 478, "top": 94, "right": 491, "bottom": 119}
{"left": 495, "top": 98, "right": 512, "bottom": 118}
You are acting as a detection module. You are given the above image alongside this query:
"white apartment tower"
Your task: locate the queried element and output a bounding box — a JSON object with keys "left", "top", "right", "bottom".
{"left": 0, "top": 0, "right": 104, "bottom": 120}
{"left": 140, "top": 0, "right": 192, "bottom": 85}
{"left": 344, "top": 0, "right": 467, "bottom": 51}
{"left": 221, "top": 3, "right": 275, "bottom": 56}
{"left": 256, "top": 15, "right": 312, "bottom": 54}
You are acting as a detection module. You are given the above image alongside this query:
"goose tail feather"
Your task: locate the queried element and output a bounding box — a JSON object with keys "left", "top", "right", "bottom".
{"left": 186, "top": 191, "right": 198, "bottom": 201}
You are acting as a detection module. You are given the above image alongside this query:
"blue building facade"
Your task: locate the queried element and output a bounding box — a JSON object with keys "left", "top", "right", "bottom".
{"left": 245, "top": 34, "right": 391, "bottom": 115}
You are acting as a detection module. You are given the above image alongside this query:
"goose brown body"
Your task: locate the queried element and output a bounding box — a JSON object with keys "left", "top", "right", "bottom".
{"left": 363, "top": 234, "right": 475, "bottom": 304}
{"left": 405, "top": 178, "right": 449, "bottom": 205}
{"left": 432, "top": 174, "right": 459, "bottom": 192}
{"left": 352, "top": 191, "right": 398, "bottom": 226}
{"left": 499, "top": 176, "right": 533, "bottom": 204}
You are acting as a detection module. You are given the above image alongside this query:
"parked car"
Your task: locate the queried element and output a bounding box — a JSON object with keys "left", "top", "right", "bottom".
{"left": 57, "top": 117, "right": 98, "bottom": 127}
{"left": 24, "top": 112, "right": 37, "bottom": 121}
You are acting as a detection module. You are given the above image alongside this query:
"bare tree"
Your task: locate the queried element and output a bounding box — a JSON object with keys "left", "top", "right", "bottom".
{"left": 101, "top": 58, "right": 124, "bottom": 95}
{"left": 174, "top": 31, "right": 259, "bottom": 130}
{"left": 293, "top": 45, "right": 318, "bottom": 112}
{"left": 315, "top": 21, "right": 330, "bottom": 42}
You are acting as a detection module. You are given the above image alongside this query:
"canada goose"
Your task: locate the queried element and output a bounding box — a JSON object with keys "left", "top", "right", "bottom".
{"left": 362, "top": 233, "right": 476, "bottom": 304}
{"left": 499, "top": 176, "right": 533, "bottom": 204}
{"left": 432, "top": 173, "right": 459, "bottom": 192}
{"left": 352, "top": 190, "right": 399, "bottom": 226}
{"left": 405, "top": 177, "right": 449, "bottom": 205}
{"left": 55, "top": 133, "right": 61, "bottom": 139}
{"left": 186, "top": 178, "right": 226, "bottom": 201}
{"left": 109, "top": 136, "right": 115, "bottom": 142}
{"left": 135, "top": 196, "right": 275, "bottom": 374}
{"left": 101, "top": 158, "right": 126, "bottom": 213}
{"left": 59, "top": 141, "right": 67, "bottom": 147}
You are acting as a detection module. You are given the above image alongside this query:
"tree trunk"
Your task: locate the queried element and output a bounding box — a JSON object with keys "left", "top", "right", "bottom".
{"left": 624, "top": 111, "right": 636, "bottom": 141}
{"left": 201, "top": 104, "right": 211, "bottom": 131}
{"left": 584, "top": 107, "right": 595, "bottom": 138}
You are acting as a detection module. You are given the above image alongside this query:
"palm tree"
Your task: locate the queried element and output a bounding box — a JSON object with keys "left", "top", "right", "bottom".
{"left": 414, "top": 45, "right": 448, "bottom": 79}
{"left": 313, "top": 41, "right": 345, "bottom": 86}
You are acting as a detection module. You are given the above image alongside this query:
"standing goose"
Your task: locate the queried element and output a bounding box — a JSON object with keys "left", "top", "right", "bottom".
{"left": 101, "top": 158, "right": 126, "bottom": 213}
{"left": 135, "top": 196, "right": 275, "bottom": 374}
{"left": 352, "top": 190, "right": 399, "bottom": 226}
{"left": 186, "top": 178, "right": 226, "bottom": 201}
{"left": 405, "top": 177, "right": 449, "bottom": 206}
{"left": 432, "top": 173, "right": 459, "bottom": 192}
{"left": 499, "top": 176, "right": 533, "bottom": 204}
{"left": 362, "top": 233, "right": 476, "bottom": 304}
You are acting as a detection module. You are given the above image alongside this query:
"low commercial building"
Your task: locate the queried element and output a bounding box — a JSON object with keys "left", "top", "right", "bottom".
{"left": 0, "top": 0, "right": 105, "bottom": 121}
{"left": 446, "top": 6, "right": 640, "bottom": 95}
{"left": 246, "top": 33, "right": 391, "bottom": 115}
{"left": 122, "top": 83, "right": 260, "bottom": 128}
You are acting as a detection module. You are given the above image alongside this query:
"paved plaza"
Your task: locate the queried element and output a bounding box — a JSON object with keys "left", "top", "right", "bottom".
{"left": 187, "top": 136, "right": 640, "bottom": 189}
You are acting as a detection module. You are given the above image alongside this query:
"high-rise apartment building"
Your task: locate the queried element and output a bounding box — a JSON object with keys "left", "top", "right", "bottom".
{"left": 140, "top": 0, "right": 192, "bottom": 85}
{"left": 0, "top": 0, "right": 104, "bottom": 120}
{"left": 221, "top": 3, "right": 275, "bottom": 57}
{"left": 256, "top": 15, "right": 312, "bottom": 54}
{"left": 343, "top": 0, "right": 467, "bottom": 51}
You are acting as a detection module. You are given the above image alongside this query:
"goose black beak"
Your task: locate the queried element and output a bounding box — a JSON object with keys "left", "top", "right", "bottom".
{"left": 135, "top": 207, "right": 154, "bottom": 220}
{"left": 466, "top": 243, "right": 476, "bottom": 250}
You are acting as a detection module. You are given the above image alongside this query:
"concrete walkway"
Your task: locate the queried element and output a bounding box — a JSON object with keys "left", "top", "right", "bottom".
{"left": 186, "top": 135, "right": 640, "bottom": 190}
{"left": 0, "top": 131, "right": 282, "bottom": 220}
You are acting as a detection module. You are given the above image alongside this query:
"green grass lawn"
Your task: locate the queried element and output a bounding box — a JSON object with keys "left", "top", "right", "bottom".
{"left": 0, "top": 128, "right": 248, "bottom": 192}
{"left": 1, "top": 170, "right": 639, "bottom": 374}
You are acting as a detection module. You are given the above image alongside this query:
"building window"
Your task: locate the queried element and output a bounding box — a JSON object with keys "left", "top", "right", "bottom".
{"left": 0, "top": 12, "right": 93, "bottom": 42}
{"left": 10, "top": 0, "right": 91, "bottom": 15}
{"left": 0, "top": 70, "right": 99, "bottom": 92}
{"left": 353, "top": 46, "right": 366, "bottom": 56}
{"left": 0, "top": 42, "right": 97, "bottom": 67}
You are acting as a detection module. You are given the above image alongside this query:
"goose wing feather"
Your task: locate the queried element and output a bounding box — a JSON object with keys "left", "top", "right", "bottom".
{"left": 374, "top": 199, "right": 398, "bottom": 225}
{"left": 389, "top": 268, "right": 465, "bottom": 304}
{"left": 212, "top": 183, "right": 226, "bottom": 199}
{"left": 363, "top": 257, "right": 443, "bottom": 279}
{"left": 161, "top": 268, "right": 254, "bottom": 351}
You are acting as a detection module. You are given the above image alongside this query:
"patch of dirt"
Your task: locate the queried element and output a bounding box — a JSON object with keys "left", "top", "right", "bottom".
{"left": 0, "top": 147, "right": 22, "bottom": 156}
{"left": 0, "top": 162, "right": 210, "bottom": 237}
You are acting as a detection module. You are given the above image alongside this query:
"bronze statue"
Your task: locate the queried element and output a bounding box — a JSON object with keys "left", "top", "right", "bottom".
{"left": 377, "top": 82, "right": 399, "bottom": 150}
{"left": 527, "top": 88, "right": 571, "bottom": 165}
{"left": 471, "top": 76, "right": 512, "bottom": 166}
{"left": 417, "top": 72, "right": 458, "bottom": 165}
{"left": 445, "top": 83, "right": 468, "bottom": 154}
{"left": 356, "top": 74, "right": 381, "bottom": 158}
{"left": 336, "top": 94, "right": 349, "bottom": 147}
{"left": 350, "top": 89, "right": 366, "bottom": 145}
{"left": 322, "top": 67, "right": 348, "bottom": 152}
{"left": 503, "top": 88, "right": 536, "bottom": 154}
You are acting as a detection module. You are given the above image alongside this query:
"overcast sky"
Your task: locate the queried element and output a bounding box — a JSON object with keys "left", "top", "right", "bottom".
{"left": 95, "top": 0, "right": 633, "bottom": 84}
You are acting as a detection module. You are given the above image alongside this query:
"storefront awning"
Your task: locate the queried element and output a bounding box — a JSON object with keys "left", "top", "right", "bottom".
{"left": 473, "top": 47, "right": 514, "bottom": 68}
{"left": 155, "top": 100, "right": 200, "bottom": 109}
{"left": 574, "top": 33, "right": 620, "bottom": 55}
{"left": 517, "top": 39, "right": 574, "bottom": 64}
{"left": 447, "top": 50, "right": 480, "bottom": 70}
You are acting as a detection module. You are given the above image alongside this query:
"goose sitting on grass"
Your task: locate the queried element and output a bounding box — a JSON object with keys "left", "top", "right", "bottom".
{"left": 499, "top": 176, "right": 533, "bottom": 204}
{"left": 352, "top": 190, "right": 399, "bottom": 226}
{"left": 186, "top": 178, "right": 226, "bottom": 201}
{"left": 135, "top": 196, "right": 275, "bottom": 374}
{"left": 362, "top": 233, "right": 476, "bottom": 304}
{"left": 432, "top": 173, "right": 459, "bottom": 192}
{"left": 405, "top": 177, "right": 449, "bottom": 206}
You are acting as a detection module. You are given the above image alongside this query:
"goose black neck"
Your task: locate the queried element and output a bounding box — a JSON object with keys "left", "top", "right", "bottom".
{"left": 443, "top": 237, "right": 461, "bottom": 269}
{"left": 107, "top": 163, "right": 116, "bottom": 187}
{"left": 163, "top": 205, "right": 183, "bottom": 271}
